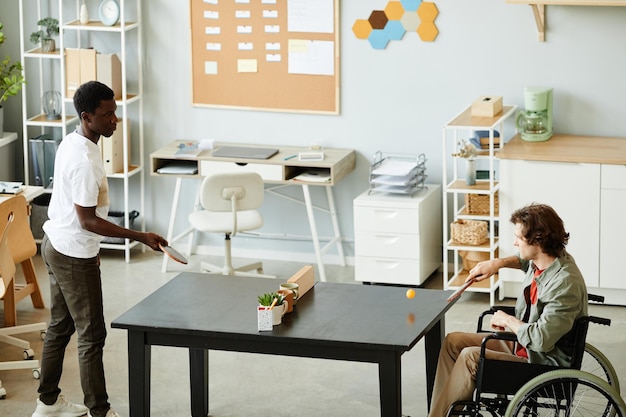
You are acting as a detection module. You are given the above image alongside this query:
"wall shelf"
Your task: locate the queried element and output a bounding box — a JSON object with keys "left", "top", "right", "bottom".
{"left": 507, "top": 0, "right": 626, "bottom": 41}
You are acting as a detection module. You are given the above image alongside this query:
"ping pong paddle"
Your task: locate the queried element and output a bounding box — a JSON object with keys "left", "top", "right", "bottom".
{"left": 159, "top": 244, "right": 188, "bottom": 265}
{"left": 446, "top": 277, "right": 476, "bottom": 302}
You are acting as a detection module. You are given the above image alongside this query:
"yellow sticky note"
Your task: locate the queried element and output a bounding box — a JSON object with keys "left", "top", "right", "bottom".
{"left": 288, "top": 39, "right": 308, "bottom": 53}
{"left": 237, "top": 59, "right": 258, "bottom": 73}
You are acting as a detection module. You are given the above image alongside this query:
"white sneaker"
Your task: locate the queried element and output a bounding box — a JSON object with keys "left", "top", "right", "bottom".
{"left": 32, "top": 394, "right": 88, "bottom": 417}
{"left": 104, "top": 410, "right": 121, "bottom": 417}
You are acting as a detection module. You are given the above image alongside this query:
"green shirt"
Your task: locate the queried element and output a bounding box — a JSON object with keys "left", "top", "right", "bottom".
{"left": 515, "top": 251, "right": 588, "bottom": 366}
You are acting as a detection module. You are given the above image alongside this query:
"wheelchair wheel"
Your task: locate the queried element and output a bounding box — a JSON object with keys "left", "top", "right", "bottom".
{"left": 505, "top": 369, "right": 626, "bottom": 417}
{"left": 582, "top": 343, "right": 621, "bottom": 393}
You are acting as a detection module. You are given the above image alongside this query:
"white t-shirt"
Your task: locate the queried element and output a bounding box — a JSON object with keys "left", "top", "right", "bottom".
{"left": 43, "top": 131, "right": 110, "bottom": 258}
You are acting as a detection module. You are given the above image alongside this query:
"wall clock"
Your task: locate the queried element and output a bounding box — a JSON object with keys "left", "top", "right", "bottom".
{"left": 99, "top": 0, "right": 120, "bottom": 26}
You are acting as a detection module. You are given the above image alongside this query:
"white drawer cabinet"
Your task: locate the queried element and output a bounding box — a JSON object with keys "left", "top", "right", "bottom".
{"left": 353, "top": 185, "right": 441, "bottom": 285}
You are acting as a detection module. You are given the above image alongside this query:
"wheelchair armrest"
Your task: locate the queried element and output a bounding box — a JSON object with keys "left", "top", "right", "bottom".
{"left": 589, "top": 315, "right": 611, "bottom": 326}
{"left": 588, "top": 293, "right": 605, "bottom": 303}
{"left": 476, "top": 306, "right": 516, "bottom": 332}
{"left": 480, "top": 332, "right": 518, "bottom": 357}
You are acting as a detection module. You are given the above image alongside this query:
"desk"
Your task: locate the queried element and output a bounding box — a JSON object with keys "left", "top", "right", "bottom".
{"left": 0, "top": 186, "right": 45, "bottom": 204}
{"left": 150, "top": 141, "right": 356, "bottom": 281}
{"left": 112, "top": 273, "right": 457, "bottom": 417}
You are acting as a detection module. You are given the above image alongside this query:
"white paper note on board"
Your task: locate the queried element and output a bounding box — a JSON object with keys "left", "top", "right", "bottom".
{"left": 288, "top": 39, "right": 334, "bottom": 76}
{"left": 287, "top": 0, "right": 333, "bottom": 33}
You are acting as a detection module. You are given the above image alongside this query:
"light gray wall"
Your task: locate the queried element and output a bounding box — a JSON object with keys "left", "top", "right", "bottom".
{"left": 4, "top": 1, "right": 626, "bottom": 262}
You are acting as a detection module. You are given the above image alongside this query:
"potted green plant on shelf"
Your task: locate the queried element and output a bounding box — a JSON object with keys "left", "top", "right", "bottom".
{"left": 0, "top": 22, "right": 26, "bottom": 136}
{"left": 30, "top": 17, "right": 59, "bottom": 53}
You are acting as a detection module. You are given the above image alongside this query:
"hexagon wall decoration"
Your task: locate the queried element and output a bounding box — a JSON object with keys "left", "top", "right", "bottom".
{"left": 354, "top": 1, "right": 440, "bottom": 49}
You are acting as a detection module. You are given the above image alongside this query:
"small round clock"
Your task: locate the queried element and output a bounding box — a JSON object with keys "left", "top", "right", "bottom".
{"left": 99, "top": 0, "right": 120, "bottom": 26}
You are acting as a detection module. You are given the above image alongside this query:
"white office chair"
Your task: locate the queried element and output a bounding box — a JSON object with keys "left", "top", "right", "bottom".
{"left": 189, "top": 172, "right": 274, "bottom": 278}
{"left": 0, "top": 212, "right": 47, "bottom": 399}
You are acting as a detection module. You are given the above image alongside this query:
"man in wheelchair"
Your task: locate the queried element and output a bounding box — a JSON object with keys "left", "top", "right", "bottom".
{"left": 429, "top": 203, "right": 588, "bottom": 417}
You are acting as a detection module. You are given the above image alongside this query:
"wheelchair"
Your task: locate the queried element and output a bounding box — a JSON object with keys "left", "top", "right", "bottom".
{"left": 445, "top": 294, "right": 625, "bottom": 417}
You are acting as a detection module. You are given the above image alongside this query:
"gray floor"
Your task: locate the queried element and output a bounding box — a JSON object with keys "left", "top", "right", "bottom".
{"left": 1, "top": 249, "right": 625, "bottom": 417}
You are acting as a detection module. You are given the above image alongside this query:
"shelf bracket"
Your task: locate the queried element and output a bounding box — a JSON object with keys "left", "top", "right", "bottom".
{"left": 530, "top": 4, "right": 546, "bottom": 41}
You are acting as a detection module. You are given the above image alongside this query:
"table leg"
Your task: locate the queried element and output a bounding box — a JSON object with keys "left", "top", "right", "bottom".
{"left": 162, "top": 177, "right": 183, "bottom": 273}
{"left": 301, "top": 184, "right": 326, "bottom": 282}
{"left": 378, "top": 351, "right": 402, "bottom": 417}
{"left": 424, "top": 317, "right": 445, "bottom": 412}
{"left": 127, "top": 331, "right": 151, "bottom": 417}
{"left": 325, "top": 186, "right": 346, "bottom": 267}
{"left": 189, "top": 348, "right": 209, "bottom": 417}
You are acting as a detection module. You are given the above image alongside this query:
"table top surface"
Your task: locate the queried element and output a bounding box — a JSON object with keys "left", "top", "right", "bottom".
{"left": 0, "top": 185, "right": 46, "bottom": 204}
{"left": 112, "top": 273, "right": 457, "bottom": 352}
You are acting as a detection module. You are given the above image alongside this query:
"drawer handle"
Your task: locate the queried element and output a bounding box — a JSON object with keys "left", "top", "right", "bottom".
{"left": 373, "top": 209, "right": 399, "bottom": 220}
{"left": 375, "top": 260, "right": 399, "bottom": 270}
{"left": 375, "top": 234, "right": 400, "bottom": 245}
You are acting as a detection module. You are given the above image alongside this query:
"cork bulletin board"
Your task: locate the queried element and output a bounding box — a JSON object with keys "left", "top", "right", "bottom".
{"left": 190, "top": 0, "right": 339, "bottom": 114}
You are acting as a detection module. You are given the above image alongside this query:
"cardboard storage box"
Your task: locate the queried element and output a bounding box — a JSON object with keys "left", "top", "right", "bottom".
{"left": 97, "top": 53, "right": 122, "bottom": 99}
{"left": 471, "top": 96, "right": 503, "bottom": 117}
{"left": 99, "top": 118, "right": 130, "bottom": 175}
{"left": 65, "top": 48, "right": 96, "bottom": 98}
{"left": 65, "top": 49, "right": 122, "bottom": 99}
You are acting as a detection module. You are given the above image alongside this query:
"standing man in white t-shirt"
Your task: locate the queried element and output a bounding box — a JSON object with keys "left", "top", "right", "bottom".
{"left": 32, "top": 81, "right": 168, "bottom": 417}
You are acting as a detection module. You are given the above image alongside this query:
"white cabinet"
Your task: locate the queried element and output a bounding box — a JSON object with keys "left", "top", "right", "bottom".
{"left": 442, "top": 105, "right": 517, "bottom": 305}
{"left": 353, "top": 185, "right": 441, "bottom": 286}
{"left": 498, "top": 158, "right": 600, "bottom": 292}
{"left": 19, "top": 0, "right": 144, "bottom": 261}
{"left": 599, "top": 164, "right": 626, "bottom": 291}
{"left": 498, "top": 134, "right": 626, "bottom": 305}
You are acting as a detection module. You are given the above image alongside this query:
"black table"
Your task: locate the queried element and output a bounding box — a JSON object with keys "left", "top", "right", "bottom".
{"left": 112, "top": 273, "right": 457, "bottom": 416}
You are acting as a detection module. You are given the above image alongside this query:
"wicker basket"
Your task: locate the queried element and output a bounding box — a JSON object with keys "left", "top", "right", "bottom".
{"left": 465, "top": 192, "right": 499, "bottom": 215}
{"left": 450, "top": 219, "right": 488, "bottom": 245}
{"left": 459, "top": 249, "right": 498, "bottom": 270}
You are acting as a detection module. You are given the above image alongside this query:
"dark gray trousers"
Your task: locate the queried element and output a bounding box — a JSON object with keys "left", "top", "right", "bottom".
{"left": 39, "top": 235, "right": 110, "bottom": 417}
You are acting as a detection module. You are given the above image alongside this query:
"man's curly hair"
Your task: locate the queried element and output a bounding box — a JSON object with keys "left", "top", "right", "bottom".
{"left": 510, "top": 203, "right": 569, "bottom": 258}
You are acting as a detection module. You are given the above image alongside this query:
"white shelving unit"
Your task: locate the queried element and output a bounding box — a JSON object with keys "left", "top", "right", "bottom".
{"left": 18, "top": 0, "right": 144, "bottom": 262}
{"left": 442, "top": 105, "right": 516, "bottom": 305}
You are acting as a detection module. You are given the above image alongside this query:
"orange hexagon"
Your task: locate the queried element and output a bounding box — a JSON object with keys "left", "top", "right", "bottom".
{"left": 417, "top": 21, "right": 439, "bottom": 41}
{"left": 418, "top": 2, "right": 439, "bottom": 23}
{"left": 384, "top": 1, "right": 405, "bottom": 20}
{"left": 352, "top": 19, "right": 373, "bottom": 40}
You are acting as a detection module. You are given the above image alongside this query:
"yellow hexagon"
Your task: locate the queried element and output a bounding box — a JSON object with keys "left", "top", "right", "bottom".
{"left": 352, "top": 19, "right": 373, "bottom": 40}
{"left": 417, "top": 21, "right": 439, "bottom": 42}
{"left": 417, "top": 2, "right": 439, "bottom": 23}
{"left": 384, "top": 1, "right": 405, "bottom": 21}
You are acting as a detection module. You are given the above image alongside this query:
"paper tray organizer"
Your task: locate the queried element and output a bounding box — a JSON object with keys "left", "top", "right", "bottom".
{"left": 368, "top": 151, "right": 427, "bottom": 196}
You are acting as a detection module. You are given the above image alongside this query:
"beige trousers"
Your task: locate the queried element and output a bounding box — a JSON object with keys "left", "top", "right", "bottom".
{"left": 428, "top": 332, "right": 527, "bottom": 417}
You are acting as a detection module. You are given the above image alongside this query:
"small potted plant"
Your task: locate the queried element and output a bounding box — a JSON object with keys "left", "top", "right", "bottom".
{"left": 258, "top": 292, "right": 286, "bottom": 326}
{"left": 0, "top": 22, "right": 26, "bottom": 134}
{"left": 30, "top": 17, "right": 59, "bottom": 53}
{"left": 257, "top": 292, "right": 285, "bottom": 308}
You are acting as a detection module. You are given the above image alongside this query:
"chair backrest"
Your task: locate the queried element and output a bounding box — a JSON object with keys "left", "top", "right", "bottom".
{"left": 0, "top": 195, "right": 37, "bottom": 263}
{"left": 0, "top": 212, "right": 16, "bottom": 300}
{"left": 199, "top": 172, "right": 264, "bottom": 213}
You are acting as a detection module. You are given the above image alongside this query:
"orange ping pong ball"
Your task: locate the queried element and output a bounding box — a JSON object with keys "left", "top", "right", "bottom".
{"left": 406, "top": 289, "right": 415, "bottom": 299}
